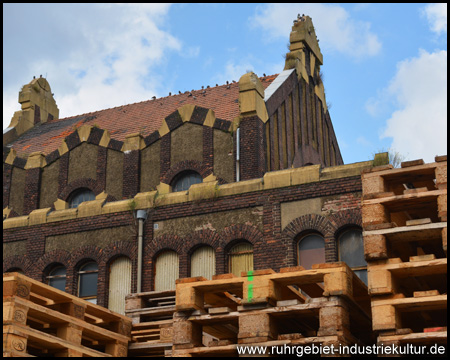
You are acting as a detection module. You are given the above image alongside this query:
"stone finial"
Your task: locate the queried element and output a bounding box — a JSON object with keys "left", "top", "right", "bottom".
{"left": 238, "top": 72, "right": 268, "bottom": 122}
{"left": 288, "top": 15, "right": 323, "bottom": 65}
{"left": 7, "top": 77, "right": 59, "bottom": 139}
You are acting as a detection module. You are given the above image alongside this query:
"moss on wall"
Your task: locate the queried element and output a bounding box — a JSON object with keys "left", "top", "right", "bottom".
{"left": 3, "top": 241, "right": 27, "bottom": 260}
{"left": 40, "top": 159, "right": 60, "bottom": 209}
{"left": 9, "top": 167, "right": 26, "bottom": 215}
{"left": 154, "top": 206, "right": 264, "bottom": 238}
{"left": 45, "top": 226, "right": 133, "bottom": 253}
{"left": 214, "top": 129, "right": 235, "bottom": 183}
{"left": 140, "top": 141, "right": 161, "bottom": 192}
{"left": 106, "top": 149, "right": 123, "bottom": 200}
{"left": 68, "top": 143, "right": 98, "bottom": 184}
{"left": 170, "top": 123, "right": 203, "bottom": 166}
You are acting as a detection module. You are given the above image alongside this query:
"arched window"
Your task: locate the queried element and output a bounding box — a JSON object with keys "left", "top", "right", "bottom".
{"left": 191, "top": 246, "right": 216, "bottom": 280}
{"left": 68, "top": 188, "right": 95, "bottom": 208}
{"left": 155, "top": 251, "right": 179, "bottom": 291}
{"left": 228, "top": 242, "right": 253, "bottom": 277}
{"left": 338, "top": 228, "right": 367, "bottom": 285}
{"left": 171, "top": 171, "right": 202, "bottom": 192}
{"left": 297, "top": 233, "right": 325, "bottom": 270}
{"left": 46, "top": 265, "right": 67, "bottom": 292}
{"left": 78, "top": 262, "right": 98, "bottom": 304}
{"left": 108, "top": 257, "right": 132, "bottom": 315}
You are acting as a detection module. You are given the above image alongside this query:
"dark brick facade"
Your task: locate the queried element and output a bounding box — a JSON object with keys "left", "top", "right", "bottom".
{"left": 4, "top": 173, "right": 363, "bottom": 308}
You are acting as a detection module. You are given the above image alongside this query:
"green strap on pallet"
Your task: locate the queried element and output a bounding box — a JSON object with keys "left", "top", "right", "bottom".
{"left": 247, "top": 271, "right": 254, "bottom": 301}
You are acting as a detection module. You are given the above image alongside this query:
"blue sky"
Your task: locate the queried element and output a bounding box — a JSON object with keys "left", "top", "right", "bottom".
{"left": 3, "top": 3, "right": 447, "bottom": 164}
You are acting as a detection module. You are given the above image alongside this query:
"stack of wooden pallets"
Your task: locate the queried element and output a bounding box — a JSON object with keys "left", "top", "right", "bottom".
{"left": 172, "top": 263, "right": 373, "bottom": 357}
{"left": 362, "top": 156, "right": 447, "bottom": 351}
{"left": 3, "top": 272, "right": 132, "bottom": 357}
{"left": 125, "top": 290, "right": 176, "bottom": 357}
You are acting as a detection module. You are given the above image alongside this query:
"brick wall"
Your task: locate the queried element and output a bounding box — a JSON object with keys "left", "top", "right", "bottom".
{"left": 4, "top": 174, "right": 363, "bottom": 307}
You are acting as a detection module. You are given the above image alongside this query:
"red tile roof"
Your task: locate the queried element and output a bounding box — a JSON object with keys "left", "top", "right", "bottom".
{"left": 9, "top": 75, "right": 277, "bottom": 157}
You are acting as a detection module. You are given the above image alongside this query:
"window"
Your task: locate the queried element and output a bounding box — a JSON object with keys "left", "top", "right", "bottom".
{"left": 108, "top": 257, "right": 132, "bottom": 315}
{"left": 46, "top": 265, "right": 67, "bottom": 292}
{"left": 228, "top": 242, "right": 253, "bottom": 277}
{"left": 78, "top": 262, "right": 98, "bottom": 304}
{"left": 191, "top": 246, "right": 215, "bottom": 280}
{"left": 155, "top": 251, "right": 179, "bottom": 291}
{"left": 68, "top": 188, "right": 95, "bottom": 208}
{"left": 171, "top": 171, "right": 202, "bottom": 192}
{"left": 297, "top": 233, "right": 325, "bottom": 270}
{"left": 338, "top": 228, "right": 367, "bottom": 285}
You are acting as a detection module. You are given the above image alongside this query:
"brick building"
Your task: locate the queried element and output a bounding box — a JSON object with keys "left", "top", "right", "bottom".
{"left": 4, "top": 16, "right": 380, "bottom": 315}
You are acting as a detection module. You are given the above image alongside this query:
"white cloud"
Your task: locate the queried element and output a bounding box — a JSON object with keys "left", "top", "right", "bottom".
{"left": 3, "top": 4, "right": 181, "bottom": 128}
{"left": 382, "top": 49, "right": 447, "bottom": 162}
{"left": 251, "top": 3, "right": 381, "bottom": 59}
{"left": 423, "top": 3, "right": 447, "bottom": 35}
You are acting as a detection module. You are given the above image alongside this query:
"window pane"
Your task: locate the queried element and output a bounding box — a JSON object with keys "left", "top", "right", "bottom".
{"left": 172, "top": 172, "right": 202, "bottom": 192}
{"left": 49, "top": 277, "right": 66, "bottom": 291}
{"left": 79, "top": 272, "right": 98, "bottom": 297}
{"left": 339, "top": 229, "right": 366, "bottom": 268}
{"left": 298, "top": 234, "right": 325, "bottom": 269}
{"left": 69, "top": 189, "right": 95, "bottom": 208}
{"left": 49, "top": 266, "right": 66, "bottom": 277}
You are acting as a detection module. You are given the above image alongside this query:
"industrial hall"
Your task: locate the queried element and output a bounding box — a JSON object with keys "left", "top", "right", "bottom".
{"left": 3, "top": 15, "right": 446, "bottom": 357}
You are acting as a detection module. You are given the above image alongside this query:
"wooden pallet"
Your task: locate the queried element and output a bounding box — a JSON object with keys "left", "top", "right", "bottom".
{"left": 176, "top": 263, "right": 369, "bottom": 313}
{"left": 362, "top": 159, "right": 447, "bottom": 228}
{"left": 125, "top": 291, "right": 176, "bottom": 357}
{"left": 171, "top": 264, "right": 373, "bottom": 357}
{"left": 362, "top": 158, "right": 448, "bottom": 352}
{"left": 3, "top": 272, "right": 131, "bottom": 357}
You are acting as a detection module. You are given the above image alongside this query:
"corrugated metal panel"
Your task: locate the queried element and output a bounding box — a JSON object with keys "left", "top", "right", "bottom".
{"left": 229, "top": 243, "right": 253, "bottom": 277}
{"left": 108, "top": 257, "right": 132, "bottom": 315}
{"left": 155, "top": 251, "right": 179, "bottom": 291}
{"left": 191, "top": 246, "right": 215, "bottom": 280}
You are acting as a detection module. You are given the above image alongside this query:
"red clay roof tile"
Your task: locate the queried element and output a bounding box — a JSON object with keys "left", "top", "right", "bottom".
{"left": 10, "top": 75, "right": 277, "bottom": 157}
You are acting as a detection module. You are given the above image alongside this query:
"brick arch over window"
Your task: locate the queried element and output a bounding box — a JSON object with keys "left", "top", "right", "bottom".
{"left": 328, "top": 209, "right": 362, "bottom": 237}
{"left": 103, "top": 241, "right": 137, "bottom": 265}
{"left": 161, "top": 160, "right": 212, "bottom": 185}
{"left": 3, "top": 255, "right": 33, "bottom": 276}
{"left": 282, "top": 214, "right": 337, "bottom": 267}
{"left": 59, "top": 178, "right": 104, "bottom": 201}
{"left": 35, "top": 250, "right": 71, "bottom": 277}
